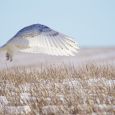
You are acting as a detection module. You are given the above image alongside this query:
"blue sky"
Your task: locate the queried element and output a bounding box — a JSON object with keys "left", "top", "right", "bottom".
{"left": 0, "top": 0, "right": 115, "bottom": 47}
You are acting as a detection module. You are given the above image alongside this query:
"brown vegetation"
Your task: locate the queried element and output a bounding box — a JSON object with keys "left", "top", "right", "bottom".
{"left": 0, "top": 63, "right": 115, "bottom": 115}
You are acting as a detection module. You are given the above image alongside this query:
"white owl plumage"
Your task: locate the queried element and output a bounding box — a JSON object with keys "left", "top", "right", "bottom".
{"left": 0, "top": 24, "right": 79, "bottom": 61}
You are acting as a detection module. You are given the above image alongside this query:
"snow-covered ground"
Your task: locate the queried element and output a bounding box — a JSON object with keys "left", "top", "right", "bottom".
{"left": 0, "top": 48, "right": 115, "bottom": 114}
{"left": 0, "top": 78, "right": 114, "bottom": 114}
{"left": 0, "top": 48, "right": 115, "bottom": 69}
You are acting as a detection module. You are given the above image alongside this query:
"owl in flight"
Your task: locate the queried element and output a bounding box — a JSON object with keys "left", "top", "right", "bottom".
{"left": 0, "top": 24, "right": 79, "bottom": 61}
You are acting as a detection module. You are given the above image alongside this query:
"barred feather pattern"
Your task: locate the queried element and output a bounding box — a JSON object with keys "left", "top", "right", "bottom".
{"left": 1, "top": 24, "right": 79, "bottom": 58}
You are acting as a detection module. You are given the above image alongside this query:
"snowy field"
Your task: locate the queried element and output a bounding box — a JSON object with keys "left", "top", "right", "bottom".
{"left": 0, "top": 47, "right": 115, "bottom": 69}
{"left": 0, "top": 48, "right": 115, "bottom": 115}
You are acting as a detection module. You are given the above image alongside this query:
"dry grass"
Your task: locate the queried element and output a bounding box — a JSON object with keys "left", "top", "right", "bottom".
{"left": 0, "top": 63, "right": 115, "bottom": 115}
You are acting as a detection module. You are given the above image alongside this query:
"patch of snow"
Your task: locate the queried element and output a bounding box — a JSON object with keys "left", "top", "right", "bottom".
{"left": 5, "top": 105, "right": 31, "bottom": 114}
{"left": 42, "top": 105, "right": 60, "bottom": 115}
{"left": 105, "top": 80, "right": 115, "bottom": 87}
{"left": 87, "top": 78, "right": 115, "bottom": 87}
{"left": 20, "top": 93, "right": 36, "bottom": 104}
{"left": 19, "top": 83, "right": 35, "bottom": 92}
{"left": 56, "top": 95, "right": 65, "bottom": 103}
{"left": 92, "top": 112, "right": 112, "bottom": 115}
{"left": 0, "top": 96, "right": 8, "bottom": 105}
{"left": 94, "top": 104, "right": 115, "bottom": 111}
{"left": 63, "top": 79, "right": 82, "bottom": 88}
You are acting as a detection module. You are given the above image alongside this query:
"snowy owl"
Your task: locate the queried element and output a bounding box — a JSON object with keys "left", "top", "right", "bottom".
{"left": 0, "top": 24, "right": 79, "bottom": 61}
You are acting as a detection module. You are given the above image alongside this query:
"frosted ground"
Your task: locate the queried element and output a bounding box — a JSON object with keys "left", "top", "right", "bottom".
{"left": 0, "top": 48, "right": 115, "bottom": 115}
{"left": 0, "top": 48, "right": 115, "bottom": 68}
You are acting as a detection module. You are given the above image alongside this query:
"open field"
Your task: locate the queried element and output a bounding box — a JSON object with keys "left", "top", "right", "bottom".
{"left": 0, "top": 47, "right": 115, "bottom": 69}
{"left": 0, "top": 48, "right": 115, "bottom": 114}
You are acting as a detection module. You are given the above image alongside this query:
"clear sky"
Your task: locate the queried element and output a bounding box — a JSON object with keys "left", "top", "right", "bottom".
{"left": 0, "top": 0, "right": 115, "bottom": 47}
